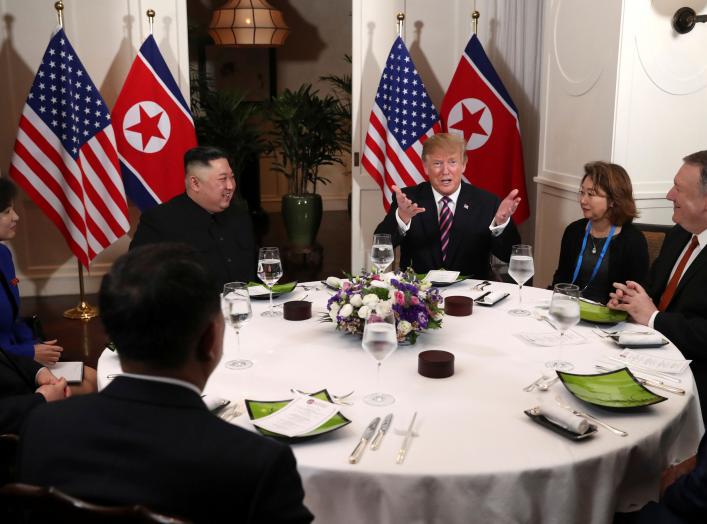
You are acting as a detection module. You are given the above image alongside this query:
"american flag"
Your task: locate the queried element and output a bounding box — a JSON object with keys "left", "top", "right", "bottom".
{"left": 10, "top": 28, "right": 129, "bottom": 268}
{"left": 362, "top": 36, "right": 442, "bottom": 211}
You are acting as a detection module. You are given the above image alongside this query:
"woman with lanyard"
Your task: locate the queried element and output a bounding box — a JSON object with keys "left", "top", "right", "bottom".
{"left": 552, "top": 161, "right": 649, "bottom": 304}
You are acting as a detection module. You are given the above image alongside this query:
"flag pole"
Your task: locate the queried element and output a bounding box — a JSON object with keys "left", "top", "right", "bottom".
{"left": 472, "top": 10, "right": 480, "bottom": 35}
{"left": 396, "top": 12, "right": 405, "bottom": 38}
{"left": 55, "top": 1, "right": 64, "bottom": 27}
{"left": 147, "top": 9, "right": 155, "bottom": 34}
{"left": 55, "top": 0, "right": 98, "bottom": 322}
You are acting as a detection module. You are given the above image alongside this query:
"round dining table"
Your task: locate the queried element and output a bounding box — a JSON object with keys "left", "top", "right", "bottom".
{"left": 97, "top": 280, "right": 704, "bottom": 524}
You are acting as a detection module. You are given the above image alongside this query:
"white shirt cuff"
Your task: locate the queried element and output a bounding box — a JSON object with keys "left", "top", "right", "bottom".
{"left": 648, "top": 311, "right": 659, "bottom": 329}
{"left": 395, "top": 209, "right": 411, "bottom": 234}
{"left": 489, "top": 217, "right": 510, "bottom": 237}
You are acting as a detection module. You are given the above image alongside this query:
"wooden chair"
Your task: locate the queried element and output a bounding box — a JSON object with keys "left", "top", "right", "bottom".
{"left": 0, "top": 482, "right": 191, "bottom": 524}
{"left": 635, "top": 223, "right": 673, "bottom": 266}
{"left": 0, "top": 433, "right": 19, "bottom": 486}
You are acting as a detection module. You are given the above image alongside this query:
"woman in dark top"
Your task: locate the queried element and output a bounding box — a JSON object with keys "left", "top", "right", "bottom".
{"left": 552, "top": 161, "right": 649, "bottom": 303}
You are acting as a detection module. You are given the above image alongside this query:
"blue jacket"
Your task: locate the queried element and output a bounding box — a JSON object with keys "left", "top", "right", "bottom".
{"left": 0, "top": 244, "right": 36, "bottom": 358}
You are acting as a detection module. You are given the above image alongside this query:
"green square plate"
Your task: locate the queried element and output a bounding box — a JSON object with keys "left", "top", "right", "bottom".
{"left": 557, "top": 368, "right": 667, "bottom": 410}
{"left": 579, "top": 299, "right": 628, "bottom": 324}
{"left": 246, "top": 389, "right": 352, "bottom": 441}
{"left": 247, "top": 281, "right": 297, "bottom": 299}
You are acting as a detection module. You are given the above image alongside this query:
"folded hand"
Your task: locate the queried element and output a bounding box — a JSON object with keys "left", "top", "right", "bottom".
{"left": 608, "top": 281, "right": 657, "bottom": 326}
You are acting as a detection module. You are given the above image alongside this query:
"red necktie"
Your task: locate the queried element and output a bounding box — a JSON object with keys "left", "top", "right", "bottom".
{"left": 439, "top": 196, "right": 453, "bottom": 263}
{"left": 658, "top": 235, "right": 699, "bottom": 311}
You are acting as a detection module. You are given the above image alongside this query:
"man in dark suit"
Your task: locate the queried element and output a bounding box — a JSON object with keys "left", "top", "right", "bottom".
{"left": 18, "top": 244, "right": 313, "bottom": 523}
{"left": 0, "top": 348, "right": 70, "bottom": 434}
{"left": 374, "top": 133, "right": 521, "bottom": 279}
{"left": 130, "top": 146, "right": 256, "bottom": 287}
{"left": 609, "top": 151, "right": 707, "bottom": 424}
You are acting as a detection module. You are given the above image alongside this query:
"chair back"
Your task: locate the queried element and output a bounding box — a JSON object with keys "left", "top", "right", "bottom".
{"left": 0, "top": 434, "right": 19, "bottom": 485}
{"left": 635, "top": 223, "right": 672, "bottom": 266}
{"left": 0, "top": 482, "right": 191, "bottom": 524}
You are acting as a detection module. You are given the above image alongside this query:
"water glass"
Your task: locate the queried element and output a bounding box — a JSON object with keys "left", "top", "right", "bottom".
{"left": 370, "top": 234, "right": 394, "bottom": 274}
{"left": 257, "top": 247, "right": 283, "bottom": 318}
{"left": 508, "top": 244, "right": 535, "bottom": 317}
{"left": 545, "top": 283, "right": 580, "bottom": 371}
{"left": 222, "top": 282, "right": 253, "bottom": 370}
{"left": 362, "top": 311, "right": 398, "bottom": 406}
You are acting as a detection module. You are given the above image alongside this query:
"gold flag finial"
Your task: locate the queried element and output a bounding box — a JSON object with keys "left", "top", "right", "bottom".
{"left": 472, "top": 10, "right": 480, "bottom": 35}
{"left": 396, "top": 12, "right": 405, "bottom": 38}
{"left": 147, "top": 9, "right": 155, "bottom": 34}
{"left": 55, "top": 1, "right": 64, "bottom": 28}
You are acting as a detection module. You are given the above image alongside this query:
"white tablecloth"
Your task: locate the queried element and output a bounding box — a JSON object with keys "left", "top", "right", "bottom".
{"left": 97, "top": 281, "right": 704, "bottom": 524}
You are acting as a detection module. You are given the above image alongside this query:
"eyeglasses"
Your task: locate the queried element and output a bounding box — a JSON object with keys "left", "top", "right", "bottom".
{"left": 577, "top": 190, "right": 607, "bottom": 201}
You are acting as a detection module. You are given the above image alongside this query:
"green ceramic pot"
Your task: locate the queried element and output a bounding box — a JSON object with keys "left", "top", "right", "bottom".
{"left": 282, "top": 194, "right": 323, "bottom": 248}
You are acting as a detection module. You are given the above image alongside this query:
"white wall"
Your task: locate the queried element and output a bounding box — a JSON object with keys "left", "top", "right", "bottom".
{"left": 0, "top": 0, "right": 190, "bottom": 296}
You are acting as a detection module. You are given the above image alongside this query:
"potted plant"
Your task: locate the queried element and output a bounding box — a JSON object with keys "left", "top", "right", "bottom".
{"left": 267, "top": 83, "right": 349, "bottom": 248}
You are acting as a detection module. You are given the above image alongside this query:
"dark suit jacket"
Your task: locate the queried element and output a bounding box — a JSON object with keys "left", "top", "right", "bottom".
{"left": 18, "top": 376, "right": 313, "bottom": 524}
{"left": 130, "top": 193, "right": 256, "bottom": 287}
{"left": 645, "top": 226, "right": 707, "bottom": 420}
{"left": 374, "top": 182, "right": 520, "bottom": 279}
{"left": 0, "top": 348, "right": 44, "bottom": 434}
{"left": 0, "top": 245, "right": 36, "bottom": 358}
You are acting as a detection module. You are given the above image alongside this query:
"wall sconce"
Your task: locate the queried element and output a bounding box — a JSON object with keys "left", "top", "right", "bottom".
{"left": 672, "top": 6, "right": 707, "bottom": 34}
{"left": 209, "top": 0, "right": 290, "bottom": 47}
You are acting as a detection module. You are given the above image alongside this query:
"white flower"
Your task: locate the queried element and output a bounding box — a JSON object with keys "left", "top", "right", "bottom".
{"left": 326, "top": 276, "right": 341, "bottom": 288}
{"left": 398, "top": 320, "right": 412, "bottom": 336}
{"left": 375, "top": 299, "right": 393, "bottom": 317}
{"left": 418, "top": 290, "right": 427, "bottom": 300}
{"left": 339, "top": 304, "right": 354, "bottom": 318}
{"left": 419, "top": 280, "right": 432, "bottom": 291}
{"left": 362, "top": 293, "right": 380, "bottom": 306}
{"left": 432, "top": 310, "right": 443, "bottom": 321}
{"left": 369, "top": 280, "right": 388, "bottom": 289}
{"left": 350, "top": 294, "right": 363, "bottom": 307}
{"left": 357, "top": 305, "right": 371, "bottom": 319}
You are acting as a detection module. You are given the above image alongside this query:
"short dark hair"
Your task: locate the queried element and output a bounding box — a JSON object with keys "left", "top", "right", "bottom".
{"left": 582, "top": 161, "right": 638, "bottom": 225}
{"left": 0, "top": 177, "right": 18, "bottom": 211}
{"left": 99, "top": 244, "right": 221, "bottom": 369}
{"left": 183, "top": 146, "right": 229, "bottom": 174}
{"left": 682, "top": 150, "right": 707, "bottom": 194}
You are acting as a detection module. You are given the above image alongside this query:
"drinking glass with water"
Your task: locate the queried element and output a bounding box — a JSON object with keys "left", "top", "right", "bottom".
{"left": 508, "top": 244, "right": 535, "bottom": 317}
{"left": 222, "top": 282, "right": 253, "bottom": 370}
{"left": 545, "top": 283, "right": 580, "bottom": 371}
{"left": 362, "top": 311, "right": 398, "bottom": 406}
{"left": 370, "top": 234, "right": 394, "bottom": 274}
{"left": 257, "top": 247, "right": 283, "bottom": 318}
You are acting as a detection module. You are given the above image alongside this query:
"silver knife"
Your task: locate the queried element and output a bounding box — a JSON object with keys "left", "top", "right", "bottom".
{"left": 396, "top": 412, "right": 418, "bottom": 464}
{"left": 594, "top": 365, "right": 685, "bottom": 395}
{"left": 370, "top": 413, "right": 393, "bottom": 450}
{"left": 349, "top": 417, "right": 380, "bottom": 464}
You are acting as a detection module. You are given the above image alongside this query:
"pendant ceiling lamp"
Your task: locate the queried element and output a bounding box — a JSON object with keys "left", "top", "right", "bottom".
{"left": 208, "top": 0, "right": 290, "bottom": 47}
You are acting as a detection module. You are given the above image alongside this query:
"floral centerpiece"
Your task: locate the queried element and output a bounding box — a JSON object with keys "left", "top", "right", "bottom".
{"left": 324, "top": 270, "right": 444, "bottom": 344}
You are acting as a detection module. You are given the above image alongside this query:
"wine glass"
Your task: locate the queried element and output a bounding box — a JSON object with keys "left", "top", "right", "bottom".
{"left": 257, "top": 247, "right": 283, "bottom": 318}
{"left": 222, "top": 282, "right": 253, "bottom": 370}
{"left": 545, "top": 283, "right": 580, "bottom": 371}
{"left": 370, "top": 234, "right": 394, "bottom": 274}
{"left": 361, "top": 311, "right": 398, "bottom": 406}
{"left": 507, "top": 244, "right": 535, "bottom": 317}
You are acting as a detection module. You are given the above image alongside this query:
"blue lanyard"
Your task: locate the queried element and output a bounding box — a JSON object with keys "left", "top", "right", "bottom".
{"left": 571, "top": 222, "right": 616, "bottom": 286}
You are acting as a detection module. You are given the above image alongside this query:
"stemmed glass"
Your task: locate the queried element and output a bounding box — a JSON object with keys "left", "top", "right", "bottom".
{"left": 222, "top": 282, "right": 253, "bottom": 370}
{"left": 370, "top": 234, "right": 394, "bottom": 274}
{"left": 545, "top": 283, "right": 580, "bottom": 371}
{"left": 257, "top": 247, "right": 283, "bottom": 318}
{"left": 508, "top": 244, "right": 535, "bottom": 317}
{"left": 361, "top": 311, "right": 398, "bottom": 406}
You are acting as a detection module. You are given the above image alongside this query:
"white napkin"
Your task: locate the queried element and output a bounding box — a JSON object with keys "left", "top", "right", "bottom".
{"left": 325, "top": 276, "right": 341, "bottom": 288}
{"left": 479, "top": 291, "right": 508, "bottom": 305}
{"left": 425, "top": 270, "right": 459, "bottom": 283}
{"left": 618, "top": 333, "right": 664, "bottom": 346}
{"left": 538, "top": 402, "right": 590, "bottom": 434}
{"left": 202, "top": 395, "right": 229, "bottom": 412}
{"left": 247, "top": 285, "right": 270, "bottom": 296}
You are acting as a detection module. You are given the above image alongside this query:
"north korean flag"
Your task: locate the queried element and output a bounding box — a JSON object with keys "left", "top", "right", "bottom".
{"left": 112, "top": 35, "right": 197, "bottom": 210}
{"left": 441, "top": 34, "right": 530, "bottom": 223}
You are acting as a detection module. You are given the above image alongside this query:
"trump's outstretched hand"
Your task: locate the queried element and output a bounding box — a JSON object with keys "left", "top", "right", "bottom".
{"left": 393, "top": 185, "right": 426, "bottom": 225}
{"left": 495, "top": 189, "right": 521, "bottom": 225}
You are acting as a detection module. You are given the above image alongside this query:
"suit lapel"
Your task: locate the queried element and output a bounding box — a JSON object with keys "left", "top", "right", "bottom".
{"left": 650, "top": 228, "right": 690, "bottom": 301}
{"left": 670, "top": 241, "right": 707, "bottom": 306}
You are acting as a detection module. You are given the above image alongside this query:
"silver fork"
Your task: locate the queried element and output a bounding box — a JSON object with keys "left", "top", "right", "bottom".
{"left": 523, "top": 374, "right": 549, "bottom": 392}
{"left": 473, "top": 280, "right": 491, "bottom": 291}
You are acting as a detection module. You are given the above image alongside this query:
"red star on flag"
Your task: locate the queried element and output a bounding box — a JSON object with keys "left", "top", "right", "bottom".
{"left": 450, "top": 103, "right": 487, "bottom": 144}
{"left": 127, "top": 104, "right": 165, "bottom": 149}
